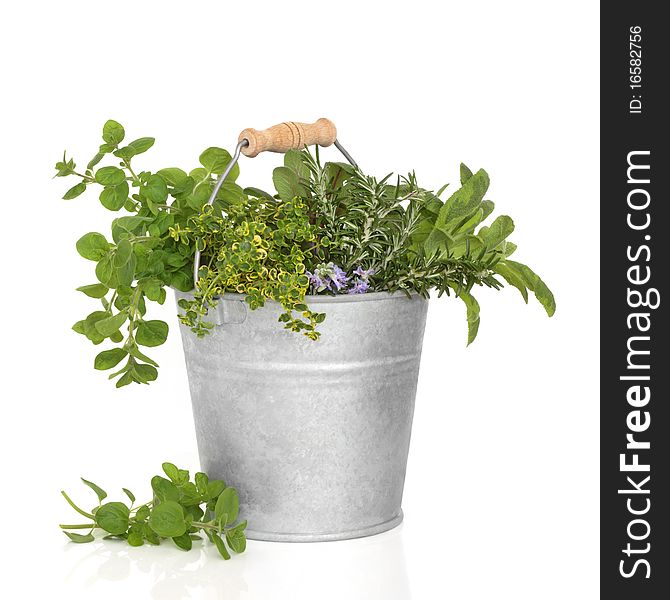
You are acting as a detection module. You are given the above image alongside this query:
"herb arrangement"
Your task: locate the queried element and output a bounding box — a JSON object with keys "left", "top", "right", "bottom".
{"left": 60, "top": 463, "right": 246, "bottom": 560}
{"left": 57, "top": 120, "right": 555, "bottom": 386}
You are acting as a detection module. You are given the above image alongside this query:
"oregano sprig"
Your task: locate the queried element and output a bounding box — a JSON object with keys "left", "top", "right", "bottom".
{"left": 60, "top": 463, "right": 247, "bottom": 560}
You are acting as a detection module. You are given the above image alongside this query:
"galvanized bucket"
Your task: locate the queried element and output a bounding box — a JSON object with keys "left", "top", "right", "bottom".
{"left": 175, "top": 290, "right": 428, "bottom": 541}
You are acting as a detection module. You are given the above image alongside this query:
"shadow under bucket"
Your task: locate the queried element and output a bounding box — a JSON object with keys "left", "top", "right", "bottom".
{"left": 175, "top": 290, "right": 428, "bottom": 542}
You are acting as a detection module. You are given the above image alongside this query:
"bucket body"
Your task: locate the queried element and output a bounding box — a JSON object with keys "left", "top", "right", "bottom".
{"left": 175, "top": 290, "right": 428, "bottom": 542}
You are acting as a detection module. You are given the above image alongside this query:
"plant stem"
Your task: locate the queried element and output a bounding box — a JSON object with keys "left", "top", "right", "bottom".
{"left": 60, "top": 523, "right": 96, "bottom": 530}
{"left": 61, "top": 491, "right": 95, "bottom": 520}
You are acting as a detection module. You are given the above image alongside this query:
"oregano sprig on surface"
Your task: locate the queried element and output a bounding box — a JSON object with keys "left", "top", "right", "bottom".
{"left": 60, "top": 463, "right": 247, "bottom": 560}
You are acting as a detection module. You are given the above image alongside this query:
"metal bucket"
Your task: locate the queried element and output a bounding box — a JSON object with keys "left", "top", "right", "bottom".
{"left": 175, "top": 289, "right": 428, "bottom": 542}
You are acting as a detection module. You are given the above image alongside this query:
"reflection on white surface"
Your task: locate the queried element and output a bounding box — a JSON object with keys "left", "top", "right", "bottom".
{"left": 62, "top": 525, "right": 410, "bottom": 600}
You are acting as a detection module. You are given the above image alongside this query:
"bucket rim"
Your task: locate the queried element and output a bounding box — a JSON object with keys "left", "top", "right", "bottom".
{"left": 174, "top": 289, "right": 426, "bottom": 304}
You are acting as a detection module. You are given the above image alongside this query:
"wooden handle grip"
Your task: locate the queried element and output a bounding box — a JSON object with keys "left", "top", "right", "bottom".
{"left": 238, "top": 118, "right": 337, "bottom": 158}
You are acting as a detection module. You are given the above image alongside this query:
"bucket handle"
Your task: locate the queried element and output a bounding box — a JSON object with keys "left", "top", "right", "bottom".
{"left": 193, "top": 118, "right": 358, "bottom": 284}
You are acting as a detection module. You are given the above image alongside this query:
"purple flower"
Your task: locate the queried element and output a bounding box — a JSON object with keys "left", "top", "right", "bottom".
{"left": 330, "top": 264, "right": 349, "bottom": 291}
{"left": 308, "top": 262, "right": 348, "bottom": 293}
{"left": 348, "top": 278, "right": 370, "bottom": 294}
{"left": 353, "top": 266, "right": 375, "bottom": 280}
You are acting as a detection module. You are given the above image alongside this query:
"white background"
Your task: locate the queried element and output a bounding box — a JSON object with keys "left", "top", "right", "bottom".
{"left": 1, "top": 1, "right": 599, "bottom": 598}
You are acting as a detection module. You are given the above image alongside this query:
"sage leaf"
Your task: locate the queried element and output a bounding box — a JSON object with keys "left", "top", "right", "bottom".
{"left": 459, "top": 291, "right": 480, "bottom": 345}
{"left": 479, "top": 215, "right": 514, "bottom": 250}
{"left": 493, "top": 262, "right": 529, "bottom": 303}
{"left": 460, "top": 163, "right": 473, "bottom": 185}
{"left": 272, "top": 166, "right": 303, "bottom": 201}
{"left": 503, "top": 260, "right": 556, "bottom": 316}
{"left": 438, "top": 168, "right": 490, "bottom": 227}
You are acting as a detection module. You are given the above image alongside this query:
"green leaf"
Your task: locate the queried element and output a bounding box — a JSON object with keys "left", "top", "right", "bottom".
{"left": 215, "top": 487, "right": 239, "bottom": 525}
{"left": 162, "top": 462, "right": 179, "bottom": 482}
{"left": 195, "top": 472, "right": 209, "bottom": 495}
{"left": 136, "top": 506, "right": 150, "bottom": 521}
{"left": 114, "top": 137, "right": 155, "bottom": 160}
{"left": 225, "top": 520, "right": 247, "bottom": 553}
{"left": 63, "top": 182, "right": 87, "bottom": 200}
{"left": 64, "top": 531, "right": 95, "bottom": 544}
{"left": 503, "top": 260, "right": 556, "bottom": 316}
{"left": 284, "top": 149, "right": 310, "bottom": 179}
{"left": 437, "top": 168, "right": 490, "bottom": 228}
{"left": 134, "top": 363, "right": 158, "bottom": 383}
{"left": 493, "top": 262, "right": 529, "bottom": 303}
{"left": 102, "top": 120, "right": 125, "bottom": 145}
{"left": 80, "top": 478, "right": 108, "bottom": 502}
{"left": 94, "top": 348, "right": 128, "bottom": 370}
{"left": 95, "top": 166, "right": 126, "bottom": 186}
{"left": 148, "top": 501, "right": 187, "bottom": 538}
{"left": 142, "top": 175, "right": 168, "bottom": 204}
{"left": 115, "top": 370, "right": 134, "bottom": 388}
{"left": 87, "top": 152, "right": 105, "bottom": 171}
{"left": 479, "top": 215, "right": 514, "bottom": 250}
{"left": 206, "top": 480, "right": 225, "bottom": 501}
{"left": 460, "top": 163, "right": 473, "bottom": 185}
{"left": 136, "top": 320, "right": 168, "bottom": 347}
{"left": 212, "top": 534, "right": 231, "bottom": 560}
{"left": 272, "top": 166, "right": 303, "bottom": 201}
{"left": 122, "top": 488, "right": 136, "bottom": 504}
{"left": 459, "top": 291, "right": 481, "bottom": 345}
{"left": 244, "top": 186, "right": 274, "bottom": 201}
{"left": 76, "top": 232, "right": 110, "bottom": 261}
{"left": 115, "top": 253, "right": 136, "bottom": 287}
{"left": 100, "top": 180, "right": 129, "bottom": 211}
{"left": 95, "top": 255, "right": 116, "bottom": 287}
{"left": 156, "top": 168, "right": 188, "bottom": 186}
{"left": 199, "top": 147, "right": 239, "bottom": 178}
{"left": 114, "top": 239, "right": 133, "bottom": 267}
{"left": 96, "top": 502, "right": 130, "bottom": 535}
{"left": 151, "top": 476, "right": 180, "bottom": 502}
{"left": 172, "top": 533, "right": 192, "bottom": 551}
{"left": 76, "top": 283, "right": 109, "bottom": 299}
{"left": 127, "top": 531, "right": 144, "bottom": 546}
{"left": 128, "top": 344, "right": 159, "bottom": 367}
{"left": 73, "top": 310, "right": 108, "bottom": 344}
{"left": 94, "top": 312, "right": 128, "bottom": 337}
